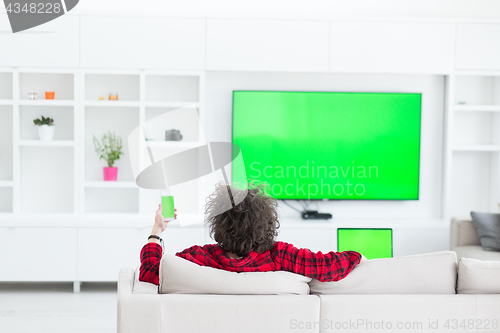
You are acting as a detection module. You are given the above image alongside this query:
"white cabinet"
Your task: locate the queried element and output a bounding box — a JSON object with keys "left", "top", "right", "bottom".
{"left": 206, "top": 19, "right": 329, "bottom": 72}
{"left": 0, "top": 228, "right": 77, "bottom": 281}
{"left": 0, "top": 14, "right": 79, "bottom": 68}
{"left": 456, "top": 23, "right": 500, "bottom": 70}
{"left": 329, "top": 22, "right": 453, "bottom": 74}
{"left": 77, "top": 227, "right": 205, "bottom": 281}
{"left": 80, "top": 16, "right": 206, "bottom": 70}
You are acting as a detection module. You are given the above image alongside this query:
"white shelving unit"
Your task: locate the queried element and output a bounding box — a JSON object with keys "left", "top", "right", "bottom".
{"left": 443, "top": 72, "right": 500, "bottom": 218}
{"left": 0, "top": 68, "right": 205, "bottom": 219}
{"left": 80, "top": 70, "right": 205, "bottom": 217}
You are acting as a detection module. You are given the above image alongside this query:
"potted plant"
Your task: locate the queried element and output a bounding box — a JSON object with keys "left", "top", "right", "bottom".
{"left": 93, "top": 131, "right": 124, "bottom": 181}
{"left": 33, "top": 116, "right": 55, "bottom": 141}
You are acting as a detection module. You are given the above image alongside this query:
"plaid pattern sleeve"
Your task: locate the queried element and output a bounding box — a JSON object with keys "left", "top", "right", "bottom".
{"left": 274, "top": 241, "right": 362, "bottom": 282}
{"left": 139, "top": 242, "right": 163, "bottom": 285}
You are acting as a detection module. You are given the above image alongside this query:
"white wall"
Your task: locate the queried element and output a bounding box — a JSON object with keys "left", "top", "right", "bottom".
{"left": 205, "top": 71, "right": 444, "bottom": 221}
{"left": 64, "top": 0, "right": 500, "bottom": 20}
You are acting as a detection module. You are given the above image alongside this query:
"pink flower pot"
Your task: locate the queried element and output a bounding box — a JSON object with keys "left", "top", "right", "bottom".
{"left": 103, "top": 167, "right": 118, "bottom": 181}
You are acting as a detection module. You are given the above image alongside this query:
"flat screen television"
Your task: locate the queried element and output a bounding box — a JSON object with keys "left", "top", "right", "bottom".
{"left": 232, "top": 91, "right": 421, "bottom": 200}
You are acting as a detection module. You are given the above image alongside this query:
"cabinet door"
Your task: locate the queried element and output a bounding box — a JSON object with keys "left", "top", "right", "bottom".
{"left": 80, "top": 16, "right": 205, "bottom": 70}
{"left": 329, "top": 21, "right": 453, "bottom": 74}
{"left": 456, "top": 23, "right": 500, "bottom": 70}
{"left": 77, "top": 227, "right": 205, "bottom": 281}
{"left": 206, "top": 19, "right": 329, "bottom": 72}
{"left": 0, "top": 14, "right": 79, "bottom": 68}
{"left": 0, "top": 228, "right": 77, "bottom": 281}
{"left": 276, "top": 229, "right": 332, "bottom": 253}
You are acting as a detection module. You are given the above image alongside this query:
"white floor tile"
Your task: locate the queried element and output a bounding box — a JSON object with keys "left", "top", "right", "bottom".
{"left": 0, "top": 283, "right": 117, "bottom": 333}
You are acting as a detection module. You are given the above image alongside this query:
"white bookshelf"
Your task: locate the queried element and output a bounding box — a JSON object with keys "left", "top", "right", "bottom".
{"left": 443, "top": 72, "right": 500, "bottom": 218}
{"left": 0, "top": 68, "right": 205, "bottom": 218}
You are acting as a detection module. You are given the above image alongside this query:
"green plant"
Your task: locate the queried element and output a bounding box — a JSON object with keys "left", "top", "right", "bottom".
{"left": 93, "top": 131, "right": 124, "bottom": 167}
{"left": 33, "top": 116, "right": 54, "bottom": 126}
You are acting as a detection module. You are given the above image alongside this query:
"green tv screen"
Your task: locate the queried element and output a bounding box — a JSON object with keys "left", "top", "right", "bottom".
{"left": 232, "top": 91, "right": 421, "bottom": 200}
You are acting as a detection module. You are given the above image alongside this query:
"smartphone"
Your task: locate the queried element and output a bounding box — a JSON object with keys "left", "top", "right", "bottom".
{"left": 161, "top": 193, "right": 175, "bottom": 221}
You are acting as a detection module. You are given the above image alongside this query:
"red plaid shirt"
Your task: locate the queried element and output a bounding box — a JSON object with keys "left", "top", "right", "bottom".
{"left": 140, "top": 241, "right": 361, "bottom": 285}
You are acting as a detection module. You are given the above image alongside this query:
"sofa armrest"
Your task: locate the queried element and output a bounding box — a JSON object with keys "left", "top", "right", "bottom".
{"left": 118, "top": 267, "right": 134, "bottom": 297}
{"left": 450, "top": 217, "right": 480, "bottom": 250}
{"left": 118, "top": 267, "right": 161, "bottom": 333}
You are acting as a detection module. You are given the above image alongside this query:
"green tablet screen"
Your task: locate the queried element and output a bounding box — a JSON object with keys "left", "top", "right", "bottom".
{"left": 337, "top": 228, "right": 393, "bottom": 259}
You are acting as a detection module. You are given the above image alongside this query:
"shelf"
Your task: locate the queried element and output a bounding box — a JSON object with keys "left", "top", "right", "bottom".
{"left": 85, "top": 181, "right": 138, "bottom": 188}
{"left": 84, "top": 101, "right": 140, "bottom": 107}
{"left": 144, "top": 140, "right": 205, "bottom": 148}
{"left": 1, "top": 69, "right": 205, "bottom": 221}
{"left": 0, "top": 213, "right": 205, "bottom": 228}
{"left": 0, "top": 181, "right": 13, "bottom": 187}
{"left": 453, "top": 145, "right": 500, "bottom": 152}
{"left": 19, "top": 100, "right": 75, "bottom": 106}
{"left": 19, "top": 140, "right": 75, "bottom": 147}
{"left": 144, "top": 101, "right": 199, "bottom": 108}
{"left": 84, "top": 101, "right": 198, "bottom": 108}
{"left": 454, "top": 105, "right": 500, "bottom": 112}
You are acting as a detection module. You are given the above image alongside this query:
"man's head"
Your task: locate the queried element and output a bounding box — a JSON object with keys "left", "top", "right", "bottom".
{"left": 205, "top": 182, "right": 280, "bottom": 257}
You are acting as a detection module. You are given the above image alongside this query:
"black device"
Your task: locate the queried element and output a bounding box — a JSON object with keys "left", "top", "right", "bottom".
{"left": 301, "top": 210, "right": 333, "bottom": 220}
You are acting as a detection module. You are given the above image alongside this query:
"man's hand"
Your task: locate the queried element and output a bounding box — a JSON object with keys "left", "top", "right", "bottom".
{"left": 149, "top": 205, "right": 177, "bottom": 243}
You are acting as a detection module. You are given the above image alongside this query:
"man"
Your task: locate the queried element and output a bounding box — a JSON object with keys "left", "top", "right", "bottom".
{"left": 140, "top": 183, "right": 362, "bottom": 285}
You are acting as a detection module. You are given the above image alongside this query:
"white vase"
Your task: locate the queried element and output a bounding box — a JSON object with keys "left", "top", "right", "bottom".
{"left": 37, "top": 125, "right": 55, "bottom": 141}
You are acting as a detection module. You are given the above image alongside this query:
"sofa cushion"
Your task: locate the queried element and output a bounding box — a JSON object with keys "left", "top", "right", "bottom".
{"left": 309, "top": 251, "right": 457, "bottom": 294}
{"left": 451, "top": 218, "right": 481, "bottom": 248}
{"left": 471, "top": 212, "right": 500, "bottom": 251}
{"left": 457, "top": 257, "right": 500, "bottom": 294}
{"left": 454, "top": 245, "right": 500, "bottom": 261}
{"left": 159, "top": 254, "right": 311, "bottom": 295}
{"left": 132, "top": 267, "right": 158, "bottom": 294}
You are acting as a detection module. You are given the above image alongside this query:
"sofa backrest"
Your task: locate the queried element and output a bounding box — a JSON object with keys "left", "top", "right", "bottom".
{"left": 450, "top": 217, "right": 480, "bottom": 249}
{"left": 457, "top": 257, "right": 500, "bottom": 294}
{"left": 159, "top": 253, "right": 312, "bottom": 295}
{"left": 309, "top": 251, "right": 458, "bottom": 294}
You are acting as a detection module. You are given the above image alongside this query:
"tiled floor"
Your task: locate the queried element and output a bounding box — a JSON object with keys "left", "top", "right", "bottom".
{"left": 0, "top": 283, "right": 117, "bottom": 333}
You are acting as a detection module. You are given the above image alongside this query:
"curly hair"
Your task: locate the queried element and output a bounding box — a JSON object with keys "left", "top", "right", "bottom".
{"left": 205, "top": 182, "right": 280, "bottom": 257}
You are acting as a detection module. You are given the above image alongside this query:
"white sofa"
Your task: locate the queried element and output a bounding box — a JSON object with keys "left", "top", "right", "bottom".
{"left": 451, "top": 217, "right": 500, "bottom": 261}
{"left": 118, "top": 246, "right": 500, "bottom": 333}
